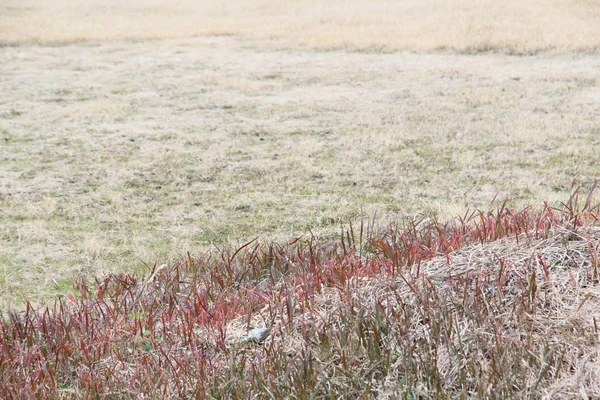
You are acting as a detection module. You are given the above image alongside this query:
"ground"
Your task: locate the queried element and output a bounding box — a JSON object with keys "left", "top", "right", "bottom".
{"left": 0, "top": 1, "right": 599, "bottom": 309}
{"left": 2, "top": 1, "right": 600, "bottom": 397}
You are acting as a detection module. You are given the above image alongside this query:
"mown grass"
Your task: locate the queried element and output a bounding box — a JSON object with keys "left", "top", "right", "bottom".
{"left": 1, "top": 186, "right": 599, "bottom": 398}
{"left": 2, "top": 39, "right": 599, "bottom": 310}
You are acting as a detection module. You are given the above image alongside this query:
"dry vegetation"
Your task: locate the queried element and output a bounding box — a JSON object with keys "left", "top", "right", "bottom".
{"left": 1, "top": 1, "right": 600, "bottom": 396}
{"left": 1, "top": 199, "right": 600, "bottom": 398}
{"left": 2, "top": 0, "right": 600, "bottom": 53}
{"left": 2, "top": 34, "right": 599, "bottom": 309}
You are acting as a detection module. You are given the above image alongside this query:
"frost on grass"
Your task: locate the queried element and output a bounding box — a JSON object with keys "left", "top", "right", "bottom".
{"left": 1, "top": 199, "right": 600, "bottom": 398}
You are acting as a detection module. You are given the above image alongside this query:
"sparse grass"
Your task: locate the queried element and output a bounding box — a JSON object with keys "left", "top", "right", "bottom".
{"left": 1, "top": 36, "right": 599, "bottom": 309}
{"left": 1, "top": 193, "right": 599, "bottom": 398}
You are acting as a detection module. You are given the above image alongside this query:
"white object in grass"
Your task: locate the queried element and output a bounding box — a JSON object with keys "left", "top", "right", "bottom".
{"left": 247, "top": 327, "right": 270, "bottom": 344}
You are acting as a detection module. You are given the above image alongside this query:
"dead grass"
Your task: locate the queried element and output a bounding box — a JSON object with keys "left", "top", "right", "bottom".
{"left": 1, "top": 1, "right": 599, "bottom": 395}
{"left": 2, "top": 201, "right": 600, "bottom": 397}
{"left": 1, "top": 36, "right": 600, "bottom": 309}
{"left": 1, "top": 0, "right": 600, "bottom": 53}
{"left": 2, "top": 2, "right": 600, "bottom": 396}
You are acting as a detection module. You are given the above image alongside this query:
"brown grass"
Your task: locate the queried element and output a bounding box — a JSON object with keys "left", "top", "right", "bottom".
{"left": 2, "top": 0, "right": 600, "bottom": 53}
{"left": 1, "top": 34, "right": 600, "bottom": 309}
{"left": 2, "top": 1, "right": 600, "bottom": 396}
{"left": 2, "top": 201, "right": 600, "bottom": 397}
{"left": 1, "top": 0, "right": 600, "bottom": 310}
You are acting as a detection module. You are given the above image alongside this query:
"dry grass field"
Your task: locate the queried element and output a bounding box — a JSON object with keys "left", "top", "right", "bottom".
{"left": 1, "top": 0, "right": 600, "bottom": 309}
{"left": 2, "top": 0, "right": 600, "bottom": 53}
{"left": 2, "top": 1, "right": 600, "bottom": 397}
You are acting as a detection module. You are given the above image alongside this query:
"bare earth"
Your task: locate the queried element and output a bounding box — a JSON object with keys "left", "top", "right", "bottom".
{"left": 1, "top": 35, "right": 600, "bottom": 307}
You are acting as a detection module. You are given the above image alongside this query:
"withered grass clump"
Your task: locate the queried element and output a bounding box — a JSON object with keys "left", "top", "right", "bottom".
{"left": 1, "top": 192, "right": 599, "bottom": 398}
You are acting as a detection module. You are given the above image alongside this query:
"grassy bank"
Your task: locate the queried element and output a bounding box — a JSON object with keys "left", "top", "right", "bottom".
{"left": 1, "top": 196, "right": 599, "bottom": 397}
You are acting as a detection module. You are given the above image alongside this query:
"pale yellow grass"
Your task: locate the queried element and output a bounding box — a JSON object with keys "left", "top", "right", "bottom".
{"left": 1, "top": 0, "right": 600, "bottom": 53}
{"left": 1, "top": 36, "right": 599, "bottom": 309}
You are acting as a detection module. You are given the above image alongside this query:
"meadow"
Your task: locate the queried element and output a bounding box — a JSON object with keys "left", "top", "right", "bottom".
{"left": 1, "top": 0, "right": 600, "bottom": 397}
{"left": 2, "top": 0, "right": 600, "bottom": 53}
